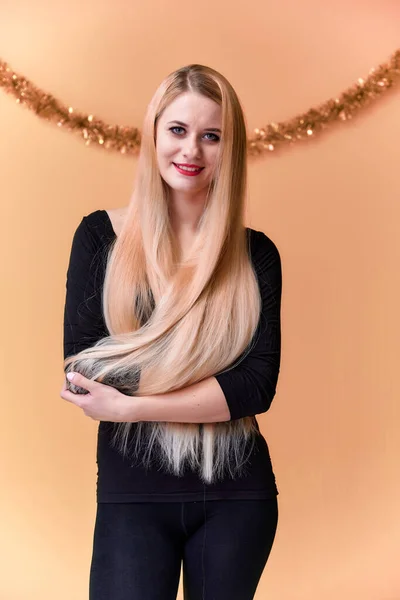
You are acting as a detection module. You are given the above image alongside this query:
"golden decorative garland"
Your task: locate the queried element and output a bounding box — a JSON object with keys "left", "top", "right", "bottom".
{"left": 1, "top": 50, "right": 399, "bottom": 157}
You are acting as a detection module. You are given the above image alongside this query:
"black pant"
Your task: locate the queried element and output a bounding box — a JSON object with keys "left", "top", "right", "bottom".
{"left": 89, "top": 497, "right": 278, "bottom": 600}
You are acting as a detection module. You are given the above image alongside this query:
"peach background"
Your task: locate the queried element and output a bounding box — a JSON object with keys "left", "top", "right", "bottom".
{"left": 0, "top": 1, "right": 399, "bottom": 599}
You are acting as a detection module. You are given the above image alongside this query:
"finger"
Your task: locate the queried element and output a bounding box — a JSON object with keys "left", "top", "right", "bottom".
{"left": 60, "top": 377, "right": 76, "bottom": 395}
{"left": 60, "top": 379, "right": 70, "bottom": 396}
{"left": 60, "top": 387, "right": 85, "bottom": 408}
{"left": 66, "top": 372, "right": 96, "bottom": 393}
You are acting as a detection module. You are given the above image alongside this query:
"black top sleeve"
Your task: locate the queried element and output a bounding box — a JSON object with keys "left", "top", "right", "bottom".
{"left": 63, "top": 217, "right": 109, "bottom": 361}
{"left": 213, "top": 231, "right": 282, "bottom": 421}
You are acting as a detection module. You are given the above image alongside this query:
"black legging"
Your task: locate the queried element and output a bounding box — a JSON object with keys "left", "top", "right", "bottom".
{"left": 89, "top": 496, "right": 278, "bottom": 600}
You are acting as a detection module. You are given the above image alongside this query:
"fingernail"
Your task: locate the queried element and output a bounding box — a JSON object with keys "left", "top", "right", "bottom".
{"left": 67, "top": 372, "right": 75, "bottom": 381}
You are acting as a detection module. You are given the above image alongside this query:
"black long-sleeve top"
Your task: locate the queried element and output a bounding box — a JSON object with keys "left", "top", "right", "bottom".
{"left": 63, "top": 209, "right": 282, "bottom": 502}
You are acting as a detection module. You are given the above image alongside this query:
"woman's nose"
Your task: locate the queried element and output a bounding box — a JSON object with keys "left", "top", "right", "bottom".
{"left": 182, "top": 135, "right": 201, "bottom": 158}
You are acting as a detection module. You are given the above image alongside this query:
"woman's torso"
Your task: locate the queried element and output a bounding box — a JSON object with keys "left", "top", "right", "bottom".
{"left": 65, "top": 208, "right": 279, "bottom": 502}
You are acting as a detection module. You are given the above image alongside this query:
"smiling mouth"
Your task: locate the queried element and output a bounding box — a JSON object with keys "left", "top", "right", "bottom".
{"left": 173, "top": 163, "right": 205, "bottom": 176}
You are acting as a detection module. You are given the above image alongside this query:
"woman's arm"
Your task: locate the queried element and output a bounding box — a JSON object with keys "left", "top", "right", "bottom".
{"left": 130, "top": 376, "right": 231, "bottom": 423}
{"left": 63, "top": 216, "right": 108, "bottom": 360}
{"left": 212, "top": 232, "right": 282, "bottom": 420}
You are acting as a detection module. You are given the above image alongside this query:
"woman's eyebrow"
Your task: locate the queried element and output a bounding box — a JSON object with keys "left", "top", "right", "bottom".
{"left": 166, "top": 120, "right": 221, "bottom": 133}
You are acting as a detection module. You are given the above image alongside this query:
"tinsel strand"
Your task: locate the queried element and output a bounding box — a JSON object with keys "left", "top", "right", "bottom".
{"left": 249, "top": 48, "right": 400, "bottom": 156}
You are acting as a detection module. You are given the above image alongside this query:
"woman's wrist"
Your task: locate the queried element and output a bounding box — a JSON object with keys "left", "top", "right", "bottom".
{"left": 119, "top": 393, "right": 146, "bottom": 423}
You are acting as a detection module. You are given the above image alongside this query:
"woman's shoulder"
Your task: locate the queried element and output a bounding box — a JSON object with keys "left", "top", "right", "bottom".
{"left": 76, "top": 211, "right": 279, "bottom": 264}
{"left": 67, "top": 210, "right": 119, "bottom": 266}
{"left": 247, "top": 227, "right": 280, "bottom": 263}
{"left": 80, "top": 207, "right": 128, "bottom": 241}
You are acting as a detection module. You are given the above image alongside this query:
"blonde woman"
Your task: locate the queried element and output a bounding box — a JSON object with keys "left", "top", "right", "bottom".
{"left": 61, "top": 63, "right": 282, "bottom": 600}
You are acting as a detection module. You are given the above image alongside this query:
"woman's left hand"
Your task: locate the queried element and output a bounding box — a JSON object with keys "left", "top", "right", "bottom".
{"left": 60, "top": 372, "right": 137, "bottom": 422}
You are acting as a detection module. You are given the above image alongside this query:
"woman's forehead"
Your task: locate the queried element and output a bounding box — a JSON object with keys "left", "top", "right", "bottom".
{"left": 161, "top": 92, "right": 221, "bottom": 124}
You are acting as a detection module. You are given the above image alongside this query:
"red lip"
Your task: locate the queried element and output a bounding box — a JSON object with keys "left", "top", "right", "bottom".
{"left": 173, "top": 163, "right": 204, "bottom": 177}
{"left": 175, "top": 163, "right": 203, "bottom": 168}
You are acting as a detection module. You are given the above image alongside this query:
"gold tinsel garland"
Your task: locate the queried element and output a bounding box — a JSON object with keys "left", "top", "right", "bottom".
{"left": 0, "top": 50, "right": 399, "bottom": 157}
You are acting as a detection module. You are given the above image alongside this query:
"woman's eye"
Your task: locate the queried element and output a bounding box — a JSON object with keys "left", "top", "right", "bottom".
{"left": 170, "top": 126, "right": 185, "bottom": 135}
{"left": 169, "top": 127, "right": 219, "bottom": 142}
{"left": 204, "top": 133, "right": 220, "bottom": 142}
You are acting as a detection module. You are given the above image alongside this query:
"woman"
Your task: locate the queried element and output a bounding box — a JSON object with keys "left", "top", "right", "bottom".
{"left": 61, "top": 63, "right": 282, "bottom": 600}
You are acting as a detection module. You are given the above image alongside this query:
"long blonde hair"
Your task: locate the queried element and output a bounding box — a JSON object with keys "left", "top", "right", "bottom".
{"left": 64, "top": 64, "right": 263, "bottom": 484}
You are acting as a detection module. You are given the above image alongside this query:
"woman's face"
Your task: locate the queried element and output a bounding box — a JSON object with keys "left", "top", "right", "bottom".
{"left": 155, "top": 91, "right": 222, "bottom": 199}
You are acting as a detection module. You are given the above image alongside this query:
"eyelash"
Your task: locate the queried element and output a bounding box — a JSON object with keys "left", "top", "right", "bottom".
{"left": 169, "top": 126, "right": 220, "bottom": 142}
